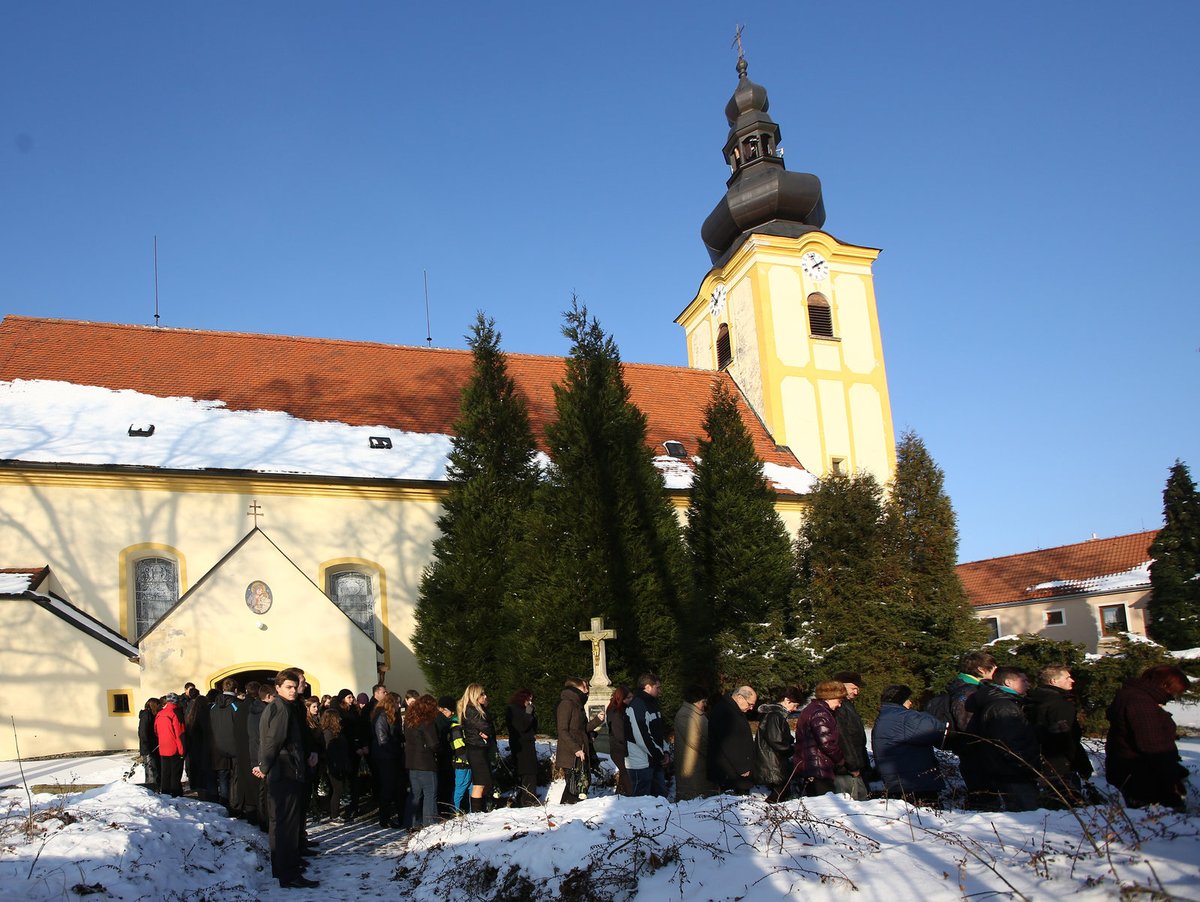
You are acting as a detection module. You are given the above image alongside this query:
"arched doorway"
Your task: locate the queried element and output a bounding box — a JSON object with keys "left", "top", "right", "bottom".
{"left": 209, "top": 668, "right": 278, "bottom": 692}
{"left": 205, "top": 663, "right": 324, "bottom": 697}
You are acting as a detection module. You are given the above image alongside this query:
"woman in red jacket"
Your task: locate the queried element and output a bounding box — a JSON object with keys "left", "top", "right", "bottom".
{"left": 154, "top": 694, "right": 186, "bottom": 797}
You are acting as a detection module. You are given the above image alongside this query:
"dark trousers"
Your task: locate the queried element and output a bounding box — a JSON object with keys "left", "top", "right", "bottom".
{"left": 803, "top": 776, "right": 835, "bottom": 797}
{"left": 373, "top": 756, "right": 404, "bottom": 824}
{"left": 268, "top": 776, "right": 306, "bottom": 883}
{"left": 227, "top": 759, "right": 245, "bottom": 815}
{"left": 325, "top": 771, "right": 345, "bottom": 818}
{"left": 159, "top": 755, "right": 184, "bottom": 797}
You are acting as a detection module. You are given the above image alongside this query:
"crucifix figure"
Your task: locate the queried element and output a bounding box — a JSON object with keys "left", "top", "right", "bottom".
{"left": 247, "top": 500, "right": 264, "bottom": 528}
{"left": 579, "top": 616, "right": 617, "bottom": 689}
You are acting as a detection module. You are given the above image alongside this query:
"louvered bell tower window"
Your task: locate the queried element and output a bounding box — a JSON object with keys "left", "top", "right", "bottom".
{"left": 716, "top": 323, "right": 732, "bottom": 369}
{"left": 807, "top": 293, "right": 834, "bottom": 338}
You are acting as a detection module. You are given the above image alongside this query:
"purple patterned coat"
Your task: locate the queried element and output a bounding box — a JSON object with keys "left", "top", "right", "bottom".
{"left": 793, "top": 699, "right": 845, "bottom": 780}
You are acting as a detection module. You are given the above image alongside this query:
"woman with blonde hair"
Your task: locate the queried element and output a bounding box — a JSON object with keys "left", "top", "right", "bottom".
{"left": 458, "top": 684, "right": 497, "bottom": 813}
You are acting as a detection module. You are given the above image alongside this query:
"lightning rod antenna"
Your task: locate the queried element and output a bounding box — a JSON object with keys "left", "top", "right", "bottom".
{"left": 423, "top": 269, "right": 432, "bottom": 347}
{"left": 153, "top": 236, "right": 161, "bottom": 327}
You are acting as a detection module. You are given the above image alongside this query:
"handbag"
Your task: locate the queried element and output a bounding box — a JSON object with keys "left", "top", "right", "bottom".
{"left": 565, "top": 758, "right": 590, "bottom": 800}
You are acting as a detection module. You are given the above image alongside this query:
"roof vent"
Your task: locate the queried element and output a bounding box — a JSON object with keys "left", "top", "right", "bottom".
{"left": 663, "top": 440, "right": 688, "bottom": 459}
{"left": 128, "top": 424, "right": 155, "bottom": 437}
{"left": 369, "top": 436, "right": 392, "bottom": 450}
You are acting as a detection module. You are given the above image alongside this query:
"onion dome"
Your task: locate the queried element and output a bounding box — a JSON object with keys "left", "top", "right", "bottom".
{"left": 701, "top": 57, "right": 826, "bottom": 266}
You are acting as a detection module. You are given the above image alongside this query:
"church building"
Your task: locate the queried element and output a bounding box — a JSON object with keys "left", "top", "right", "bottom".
{"left": 0, "top": 58, "right": 896, "bottom": 758}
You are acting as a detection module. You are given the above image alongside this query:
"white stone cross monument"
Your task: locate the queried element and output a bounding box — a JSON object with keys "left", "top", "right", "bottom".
{"left": 579, "top": 616, "right": 616, "bottom": 716}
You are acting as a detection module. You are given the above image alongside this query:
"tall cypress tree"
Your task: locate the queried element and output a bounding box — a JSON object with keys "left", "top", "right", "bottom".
{"left": 1148, "top": 460, "right": 1200, "bottom": 649}
{"left": 412, "top": 314, "right": 540, "bottom": 699}
{"left": 510, "top": 301, "right": 689, "bottom": 707}
{"left": 795, "top": 470, "right": 911, "bottom": 695}
{"left": 685, "top": 380, "right": 799, "bottom": 691}
{"left": 883, "top": 430, "right": 986, "bottom": 691}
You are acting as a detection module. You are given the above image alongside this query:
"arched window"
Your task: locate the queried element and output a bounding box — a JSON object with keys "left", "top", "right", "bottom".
{"left": 716, "top": 323, "right": 732, "bottom": 369}
{"left": 807, "top": 292, "right": 834, "bottom": 338}
{"left": 134, "top": 557, "right": 178, "bottom": 638}
{"left": 328, "top": 570, "right": 376, "bottom": 640}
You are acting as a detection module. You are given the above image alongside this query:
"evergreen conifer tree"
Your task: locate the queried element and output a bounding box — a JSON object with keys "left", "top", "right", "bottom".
{"left": 883, "top": 430, "right": 987, "bottom": 691}
{"left": 511, "top": 301, "right": 689, "bottom": 707}
{"left": 412, "top": 314, "right": 540, "bottom": 699}
{"left": 1148, "top": 460, "right": 1200, "bottom": 649}
{"left": 685, "top": 380, "right": 799, "bottom": 690}
{"left": 795, "top": 470, "right": 912, "bottom": 694}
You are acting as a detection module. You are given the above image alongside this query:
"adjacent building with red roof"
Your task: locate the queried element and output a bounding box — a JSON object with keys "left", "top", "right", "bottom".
{"left": 957, "top": 530, "right": 1158, "bottom": 652}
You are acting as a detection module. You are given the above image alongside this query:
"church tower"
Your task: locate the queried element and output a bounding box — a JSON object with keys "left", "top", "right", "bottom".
{"left": 676, "top": 54, "right": 897, "bottom": 484}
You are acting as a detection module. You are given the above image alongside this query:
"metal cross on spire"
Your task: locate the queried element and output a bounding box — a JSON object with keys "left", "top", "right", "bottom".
{"left": 247, "top": 500, "right": 264, "bottom": 528}
{"left": 732, "top": 23, "right": 746, "bottom": 61}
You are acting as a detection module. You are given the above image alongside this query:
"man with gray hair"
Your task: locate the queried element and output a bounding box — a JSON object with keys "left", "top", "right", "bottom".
{"left": 707, "top": 685, "right": 758, "bottom": 794}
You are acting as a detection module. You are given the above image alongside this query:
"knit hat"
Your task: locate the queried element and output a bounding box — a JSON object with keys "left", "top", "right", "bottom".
{"left": 438, "top": 696, "right": 456, "bottom": 711}
{"left": 832, "top": 671, "right": 864, "bottom": 687}
{"left": 356, "top": 692, "right": 370, "bottom": 706}
{"left": 814, "top": 680, "right": 848, "bottom": 701}
{"left": 879, "top": 684, "right": 912, "bottom": 706}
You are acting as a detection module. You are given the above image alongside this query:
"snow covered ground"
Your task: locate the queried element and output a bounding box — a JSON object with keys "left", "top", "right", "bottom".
{"left": 2, "top": 743, "right": 1199, "bottom": 901}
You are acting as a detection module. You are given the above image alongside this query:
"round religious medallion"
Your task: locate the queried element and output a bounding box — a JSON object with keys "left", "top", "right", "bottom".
{"left": 245, "top": 580, "right": 273, "bottom": 614}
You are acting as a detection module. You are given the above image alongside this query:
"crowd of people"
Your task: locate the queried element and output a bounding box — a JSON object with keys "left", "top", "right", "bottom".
{"left": 135, "top": 655, "right": 1192, "bottom": 887}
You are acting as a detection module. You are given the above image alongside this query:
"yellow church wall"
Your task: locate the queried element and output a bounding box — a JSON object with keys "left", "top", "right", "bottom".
{"left": 0, "top": 469, "right": 441, "bottom": 697}
{"left": 769, "top": 266, "right": 809, "bottom": 368}
{"left": 726, "top": 276, "right": 765, "bottom": 416}
{"left": 817, "top": 380, "right": 852, "bottom": 465}
{"left": 780, "top": 378, "right": 823, "bottom": 477}
{"left": 689, "top": 320, "right": 714, "bottom": 370}
{"left": 849, "top": 384, "right": 890, "bottom": 479}
{"left": 138, "top": 530, "right": 379, "bottom": 699}
{"left": 0, "top": 601, "right": 140, "bottom": 758}
{"left": 678, "top": 231, "right": 897, "bottom": 485}
{"left": 833, "top": 275, "right": 877, "bottom": 375}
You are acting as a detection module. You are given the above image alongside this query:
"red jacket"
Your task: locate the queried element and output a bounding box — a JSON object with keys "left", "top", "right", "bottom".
{"left": 155, "top": 702, "right": 186, "bottom": 757}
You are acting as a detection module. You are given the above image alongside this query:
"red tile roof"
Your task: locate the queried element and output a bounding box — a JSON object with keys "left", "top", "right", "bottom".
{"left": 957, "top": 530, "right": 1159, "bottom": 608}
{"left": 0, "top": 566, "right": 50, "bottom": 594}
{"left": 0, "top": 316, "right": 803, "bottom": 476}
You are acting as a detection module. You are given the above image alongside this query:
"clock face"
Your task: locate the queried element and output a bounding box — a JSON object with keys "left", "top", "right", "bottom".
{"left": 709, "top": 283, "right": 727, "bottom": 318}
{"left": 800, "top": 251, "right": 829, "bottom": 281}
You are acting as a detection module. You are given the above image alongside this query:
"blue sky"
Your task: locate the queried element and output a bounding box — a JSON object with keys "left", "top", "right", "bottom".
{"left": 2, "top": 2, "right": 1197, "bottom": 563}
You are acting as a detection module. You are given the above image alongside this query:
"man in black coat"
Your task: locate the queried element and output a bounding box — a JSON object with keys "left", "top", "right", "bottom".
{"left": 707, "top": 686, "right": 758, "bottom": 794}
{"left": 208, "top": 678, "right": 241, "bottom": 816}
{"left": 1027, "top": 666, "right": 1093, "bottom": 804}
{"left": 832, "top": 672, "right": 871, "bottom": 800}
{"left": 254, "top": 669, "right": 319, "bottom": 890}
{"left": 965, "top": 667, "right": 1041, "bottom": 811}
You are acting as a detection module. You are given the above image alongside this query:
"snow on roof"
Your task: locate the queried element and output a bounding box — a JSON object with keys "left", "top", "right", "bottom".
{"left": 0, "top": 572, "right": 35, "bottom": 594}
{"left": 1027, "top": 561, "right": 1152, "bottom": 596}
{"left": 0, "top": 378, "right": 453, "bottom": 481}
{"left": 0, "top": 379, "right": 816, "bottom": 493}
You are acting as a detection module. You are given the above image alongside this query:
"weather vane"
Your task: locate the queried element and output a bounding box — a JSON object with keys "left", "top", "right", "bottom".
{"left": 248, "top": 500, "right": 264, "bottom": 528}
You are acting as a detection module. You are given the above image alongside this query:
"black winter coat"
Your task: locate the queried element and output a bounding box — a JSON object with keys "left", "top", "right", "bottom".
{"left": 324, "top": 727, "right": 353, "bottom": 780}
{"left": 138, "top": 709, "right": 158, "bottom": 756}
{"left": 506, "top": 702, "right": 539, "bottom": 776}
{"left": 462, "top": 704, "right": 498, "bottom": 758}
{"left": 753, "top": 704, "right": 794, "bottom": 787}
{"left": 834, "top": 699, "right": 870, "bottom": 775}
{"left": 404, "top": 721, "right": 440, "bottom": 772}
{"left": 707, "top": 694, "right": 755, "bottom": 788}
{"left": 964, "top": 683, "right": 1040, "bottom": 784}
{"left": 208, "top": 693, "right": 240, "bottom": 766}
{"left": 371, "top": 711, "right": 404, "bottom": 761}
{"left": 1105, "top": 677, "right": 1187, "bottom": 807}
{"left": 1027, "top": 684, "right": 1092, "bottom": 780}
